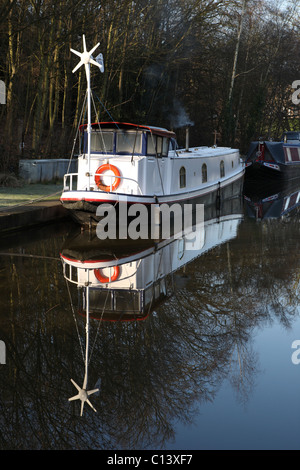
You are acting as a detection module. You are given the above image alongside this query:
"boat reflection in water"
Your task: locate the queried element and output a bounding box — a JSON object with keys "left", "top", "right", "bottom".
{"left": 244, "top": 178, "right": 300, "bottom": 220}
{"left": 60, "top": 199, "right": 243, "bottom": 415}
{"left": 61, "top": 201, "right": 244, "bottom": 323}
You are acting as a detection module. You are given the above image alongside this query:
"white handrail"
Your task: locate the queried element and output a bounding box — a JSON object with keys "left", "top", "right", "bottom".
{"left": 63, "top": 172, "right": 144, "bottom": 195}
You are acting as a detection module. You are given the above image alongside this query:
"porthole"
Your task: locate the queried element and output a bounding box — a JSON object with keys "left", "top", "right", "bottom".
{"left": 220, "top": 160, "right": 225, "bottom": 178}
{"left": 202, "top": 163, "right": 207, "bottom": 183}
{"left": 179, "top": 166, "right": 186, "bottom": 188}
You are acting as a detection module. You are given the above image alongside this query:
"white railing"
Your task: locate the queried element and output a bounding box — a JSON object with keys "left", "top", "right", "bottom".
{"left": 63, "top": 172, "right": 144, "bottom": 195}
{"left": 63, "top": 263, "right": 78, "bottom": 285}
{"left": 63, "top": 173, "right": 78, "bottom": 191}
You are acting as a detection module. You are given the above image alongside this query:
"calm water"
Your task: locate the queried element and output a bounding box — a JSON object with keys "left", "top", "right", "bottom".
{"left": 1, "top": 182, "right": 300, "bottom": 451}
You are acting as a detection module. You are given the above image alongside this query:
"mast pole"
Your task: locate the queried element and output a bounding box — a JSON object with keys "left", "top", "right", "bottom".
{"left": 85, "top": 281, "right": 90, "bottom": 387}
{"left": 70, "top": 34, "right": 104, "bottom": 190}
{"left": 85, "top": 62, "right": 91, "bottom": 187}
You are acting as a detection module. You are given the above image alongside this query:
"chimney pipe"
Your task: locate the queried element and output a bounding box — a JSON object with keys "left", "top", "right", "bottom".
{"left": 185, "top": 127, "right": 189, "bottom": 151}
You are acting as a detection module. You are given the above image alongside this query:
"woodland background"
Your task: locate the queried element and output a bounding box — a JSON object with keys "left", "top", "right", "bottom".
{"left": 1, "top": 0, "right": 300, "bottom": 172}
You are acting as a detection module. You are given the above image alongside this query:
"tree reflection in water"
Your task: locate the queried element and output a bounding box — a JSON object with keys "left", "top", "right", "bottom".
{"left": 0, "top": 211, "right": 300, "bottom": 449}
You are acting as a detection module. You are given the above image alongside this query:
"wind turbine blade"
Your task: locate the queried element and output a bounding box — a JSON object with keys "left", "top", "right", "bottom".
{"left": 69, "top": 394, "right": 80, "bottom": 402}
{"left": 89, "top": 42, "right": 100, "bottom": 56}
{"left": 83, "top": 34, "right": 87, "bottom": 52}
{"left": 89, "top": 58, "right": 104, "bottom": 72}
{"left": 70, "top": 378, "right": 81, "bottom": 392}
{"left": 87, "top": 388, "right": 99, "bottom": 396}
{"left": 87, "top": 399, "right": 97, "bottom": 413}
{"left": 72, "top": 60, "right": 83, "bottom": 73}
{"left": 70, "top": 48, "right": 81, "bottom": 57}
{"left": 89, "top": 58, "right": 101, "bottom": 68}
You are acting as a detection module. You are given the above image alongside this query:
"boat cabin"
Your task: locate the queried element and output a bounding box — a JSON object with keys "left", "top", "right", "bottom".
{"left": 80, "top": 122, "right": 177, "bottom": 157}
{"left": 282, "top": 131, "right": 300, "bottom": 144}
{"left": 64, "top": 120, "right": 241, "bottom": 200}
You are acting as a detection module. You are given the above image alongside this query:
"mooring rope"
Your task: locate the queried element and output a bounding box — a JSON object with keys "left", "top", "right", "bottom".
{"left": 0, "top": 189, "right": 63, "bottom": 213}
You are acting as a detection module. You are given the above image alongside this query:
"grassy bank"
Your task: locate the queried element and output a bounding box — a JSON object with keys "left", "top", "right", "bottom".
{"left": 0, "top": 182, "right": 63, "bottom": 208}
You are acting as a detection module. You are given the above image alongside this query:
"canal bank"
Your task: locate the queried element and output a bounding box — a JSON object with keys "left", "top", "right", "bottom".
{"left": 0, "top": 200, "right": 68, "bottom": 234}
{"left": 0, "top": 182, "right": 69, "bottom": 234}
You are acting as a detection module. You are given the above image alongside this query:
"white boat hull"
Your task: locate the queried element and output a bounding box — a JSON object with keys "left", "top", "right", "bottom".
{"left": 61, "top": 166, "right": 244, "bottom": 226}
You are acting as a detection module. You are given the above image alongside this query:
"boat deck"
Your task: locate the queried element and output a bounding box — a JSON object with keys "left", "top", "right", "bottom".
{"left": 176, "top": 146, "right": 238, "bottom": 157}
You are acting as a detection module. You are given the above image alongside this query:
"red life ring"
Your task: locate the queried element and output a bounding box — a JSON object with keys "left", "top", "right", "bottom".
{"left": 94, "top": 266, "right": 120, "bottom": 283}
{"left": 95, "top": 164, "right": 121, "bottom": 191}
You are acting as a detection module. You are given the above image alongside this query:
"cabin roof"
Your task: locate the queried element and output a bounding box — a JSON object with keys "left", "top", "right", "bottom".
{"left": 79, "top": 121, "right": 176, "bottom": 139}
{"left": 281, "top": 131, "right": 300, "bottom": 140}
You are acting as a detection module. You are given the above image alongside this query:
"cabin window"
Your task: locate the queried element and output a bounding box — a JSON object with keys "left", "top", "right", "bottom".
{"left": 220, "top": 160, "right": 225, "bottom": 178}
{"left": 90, "top": 131, "right": 114, "bottom": 152}
{"left": 179, "top": 166, "right": 186, "bottom": 188}
{"left": 147, "top": 135, "right": 169, "bottom": 156}
{"left": 169, "top": 138, "right": 176, "bottom": 151}
{"left": 202, "top": 163, "right": 207, "bottom": 183}
{"left": 157, "top": 136, "right": 163, "bottom": 156}
{"left": 147, "top": 135, "right": 156, "bottom": 155}
{"left": 163, "top": 138, "right": 169, "bottom": 156}
{"left": 116, "top": 131, "right": 142, "bottom": 154}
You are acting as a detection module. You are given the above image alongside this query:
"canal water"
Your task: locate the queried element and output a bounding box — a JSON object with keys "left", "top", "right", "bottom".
{"left": 0, "top": 181, "right": 300, "bottom": 450}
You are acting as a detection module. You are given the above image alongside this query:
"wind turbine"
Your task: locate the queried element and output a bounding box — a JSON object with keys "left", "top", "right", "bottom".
{"left": 69, "top": 377, "right": 99, "bottom": 417}
{"left": 69, "top": 379, "right": 99, "bottom": 416}
{"left": 70, "top": 35, "right": 104, "bottom": 185}
{"left": 68, "top": 38, "right": 103, "bottom": 415}
{"left": 69, "top": 275, "right": 99, "bottom": 416}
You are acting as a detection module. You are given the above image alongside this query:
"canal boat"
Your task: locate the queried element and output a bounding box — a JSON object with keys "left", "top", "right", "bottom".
{"left": 244, "top": 179, "right": 300, "bottom": 220}
{"left": 60, "top": 35, "right": 245, "bottom": 227}
{"left": 245, "top": 131, "right": 300, "bottom": 181}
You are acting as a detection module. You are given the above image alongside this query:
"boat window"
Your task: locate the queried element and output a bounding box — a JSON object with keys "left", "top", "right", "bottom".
{"left": 147, "top": 134, "right": 169, "bottom": 156}
{"left": 157, "top": 136, "right": 163, "bottom": 156}
{"left": 163, "top": 138, "right": 169, "bottom": 156}
{"left": 202, "top": 163, "right": 207, "bottom": 183}
{"left": 90, "top": 131, "right": 114, "bottom": 152}
{"left": 114, "top": 290, "right": 140, "bottom": 312}
{"left": 282, "top": 132, "right": 300, "bottom": 142}
{"left": 220, "top": 160, "right": 225, "bottom": 178}
{"left": 169, "top": 138, "right": 176, "bottom": 151}
{"left": 180, "top": 166, "right": 186, "bottom": 188}
{"left": 116, "top": 131, "right": 142, "bottom": 154}
{"left": 147, "top": 135, "right": 156, "bottom": 155}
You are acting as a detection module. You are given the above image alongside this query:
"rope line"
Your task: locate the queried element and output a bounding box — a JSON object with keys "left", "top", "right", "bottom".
{"left": 0, "top": 189, "right": 63, "bottom": 212}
